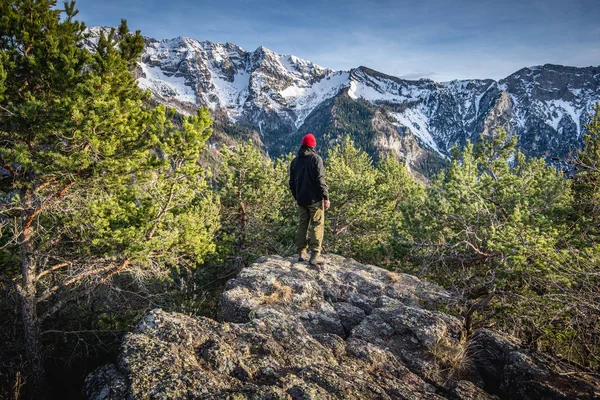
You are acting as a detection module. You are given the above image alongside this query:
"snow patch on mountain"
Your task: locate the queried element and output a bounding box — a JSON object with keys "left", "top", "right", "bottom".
{"left": 281, "top": 71, "right": 350, "bottom": 127}
{"left": 209, "top": 71, "right": 251, "bottom": 117}
{"left": 348, "top": 71, "right": 430, "bottom": 104}
{"left": 546, "top": 99, "right": 582, "bottom": 135}
{"left": 138, "top": 63, "right": 196, "bottom": 104}
{"left": 278, "top": 54, "right": 327, "bottom": 80}
{"left": 390, "top": 110, "right": 440, "bottom": 153}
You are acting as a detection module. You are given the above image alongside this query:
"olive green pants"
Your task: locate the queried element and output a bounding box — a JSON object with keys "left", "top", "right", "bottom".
{"left": 296, "top": 201, "right": 324, "bottom": 255}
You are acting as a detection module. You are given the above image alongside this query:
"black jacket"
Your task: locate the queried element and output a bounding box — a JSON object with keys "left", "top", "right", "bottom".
{"left": 289, "top": 146, "right": 329, "bottom": 206}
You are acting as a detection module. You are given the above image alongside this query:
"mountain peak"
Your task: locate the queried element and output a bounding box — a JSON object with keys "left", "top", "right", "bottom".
{"left": 254, "top": 45, "right": 274, "bottom": 56}
{"left": 85, "top": 27, "right": 600, "bottom": 168}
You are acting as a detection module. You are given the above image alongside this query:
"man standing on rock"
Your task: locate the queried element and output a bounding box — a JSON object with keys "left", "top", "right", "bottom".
{"left": 289, "top": 133, "right": 330, "bottom": 265}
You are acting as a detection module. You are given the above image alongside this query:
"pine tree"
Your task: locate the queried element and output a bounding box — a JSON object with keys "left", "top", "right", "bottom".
{"left": 215, "top": 142, "right": 294, "bottom": 265}
{"left": 370, "top": 154, "right": 425, "bottom": 266}
{"left": 396, "top": 128, "right": 598, "bottom": 362}
{"left": 0, "top": 1, "right": 218, "bottom": 394}
{"left": 325, "top": 137, "right": 379, "bottom": 256}
{"left": 571, "top": 103, "right": 600, "bottom": 243}
{"left": 324, "top": 137, "right": 423, "bottom": 263}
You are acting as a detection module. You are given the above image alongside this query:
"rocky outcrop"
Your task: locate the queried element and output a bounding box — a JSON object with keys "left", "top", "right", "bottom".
{"left": 85, "top": 255, "right": 600, "bottom": 399}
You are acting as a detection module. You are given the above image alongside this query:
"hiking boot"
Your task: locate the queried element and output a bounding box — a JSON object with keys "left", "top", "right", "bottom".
{"left": 298, "top": 250, "right": 309, "bottom": 262}
{"left": 309, "top": 253, "right": 325, "bottom": 266}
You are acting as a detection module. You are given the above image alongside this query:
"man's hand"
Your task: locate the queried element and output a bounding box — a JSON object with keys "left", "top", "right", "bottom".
{"left": 323, "top": 199, "right": 331, "bottom": 210}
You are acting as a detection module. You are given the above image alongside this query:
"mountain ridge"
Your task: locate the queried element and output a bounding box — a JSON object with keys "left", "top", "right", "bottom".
{"left": 86, "top": 27, "right": 600, "bottom": 173}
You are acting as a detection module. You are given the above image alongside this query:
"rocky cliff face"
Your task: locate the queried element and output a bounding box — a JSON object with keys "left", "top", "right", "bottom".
{"left": 85, "top": 255, "right": 599, "bottom": 399}
{"left": 85, "top": 28, "right": 600, "bottom": 173}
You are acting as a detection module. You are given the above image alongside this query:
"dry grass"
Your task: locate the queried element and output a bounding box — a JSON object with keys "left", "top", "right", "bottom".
{"left": 428, "top": 335, "right": 473, "bottom": 380}
{"left": 386, "top": 272, "right": 402, "bottom": 283}
{"left": 258, "top": 280, "right": 293, "bottom": 305}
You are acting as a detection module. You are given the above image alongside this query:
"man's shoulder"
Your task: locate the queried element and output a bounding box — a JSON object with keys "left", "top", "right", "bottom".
{"left": 293, "top": 151, "right": 322, "bottom": 165}
{"left": 307, "top": 151, "right": 322, "bottom": 161}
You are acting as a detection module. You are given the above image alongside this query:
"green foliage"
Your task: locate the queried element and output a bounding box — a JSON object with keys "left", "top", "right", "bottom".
{"left": 325, "top": 137, "right": 424, "bottom": 264}
{"left": 0, "top": 1, "right": 219, "bottom": 393}
{"left": 215, "top": 141, "right": 295, "bottom": 264}
{"left": 68, "top": 107, "right": 220, "bottom": 268}
{"left": 571, "top": 104, "right": 600, "bottom": 243}
{"left": 397, "top": 127, "right": 598, "bottom": 367}
{"left": 0, "top": 3, "right": 218, "bottom": 275}
{"left": 326, "top": 136, "right": 379, "bottom": 255}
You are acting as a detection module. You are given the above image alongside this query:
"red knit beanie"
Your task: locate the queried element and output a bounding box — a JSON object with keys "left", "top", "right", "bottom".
{"left": 301, "top": 133, "right": 316, "bottom": 147}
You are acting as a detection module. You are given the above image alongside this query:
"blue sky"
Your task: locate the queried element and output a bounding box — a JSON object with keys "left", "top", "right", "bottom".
{"left": 73, "top": 0, "right": 600, "bottom": 82}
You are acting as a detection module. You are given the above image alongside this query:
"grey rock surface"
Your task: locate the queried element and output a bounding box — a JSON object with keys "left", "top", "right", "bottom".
{"left": 86, "top": 255, "right": 600, "bottom": 399}
{"left": 469, "top": 328, "right": 600, "bottom": 400}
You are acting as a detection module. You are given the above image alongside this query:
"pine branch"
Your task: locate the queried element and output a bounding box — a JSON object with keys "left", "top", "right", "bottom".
{"left": 39, "top": 259, "right": 131, "bottom": 321}
{"left": 0, "top": 105, "right": 15, "bottom": 116}
{"left": 23, "top": 181, "right": 74, "bottom": 235}
{"left": 36, "top": 262, "right": 70, "bottom": 280}
{"left": 146, "top": 182, "right": 175, "bottom": 240}
{"left": 36, "top": 264, "right": 115, "bottom": 303}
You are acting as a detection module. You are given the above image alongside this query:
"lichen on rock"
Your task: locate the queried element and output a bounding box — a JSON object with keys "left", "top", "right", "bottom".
{"left": 85, "top": 254, "right": 600, "bottom": 399}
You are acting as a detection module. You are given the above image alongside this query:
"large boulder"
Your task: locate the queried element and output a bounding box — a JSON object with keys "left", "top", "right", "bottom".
{"left": 85, "top": 255, "right": 600, "bottom": 399}
{"left": 469, "top": 328, "right": 600, "bottom": 399}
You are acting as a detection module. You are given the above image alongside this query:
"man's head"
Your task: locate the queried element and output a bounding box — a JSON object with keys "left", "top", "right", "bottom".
{"left": 301, "top": 133, "right": 316, "bottom": 148}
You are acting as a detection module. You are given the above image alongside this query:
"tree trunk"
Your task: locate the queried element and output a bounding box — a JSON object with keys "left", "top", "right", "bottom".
{"left": 238, "top": 200, "right": 247, "bottom": 251}
{"left": 18, "top": 193, "right": 45, "bottom": 398}
{"left": 17, "top": 287, "right": 44, "bottom": 399}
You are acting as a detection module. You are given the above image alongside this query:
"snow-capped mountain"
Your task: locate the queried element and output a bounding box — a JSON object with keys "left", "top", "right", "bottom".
{"left": 320, "top": 65, "right": 599, "bottom": 162}
{"left": 86, "top": 28, "right": 600, "bottom": 172}
{"left": 135, "top": 35, "right": 349, "bottom": 133}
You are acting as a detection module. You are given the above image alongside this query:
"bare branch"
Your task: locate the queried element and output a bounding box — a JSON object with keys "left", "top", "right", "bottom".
{"left": 0, "top": 104, "right": 15, "bottom": 116}
{"left": 23, "top": 181, "right": 75, "bottom": 235}
{"left": 32, "top": 177, "right": 57, "bottom": 194}
{"left": 36, "top": 262, "right": 70, "bottom": 280}
{"left": 39, "top": 258, "right": 131, "bottom": 321}
{"left": 36, "top": 264, "right": 115, "bottom": 303}
{"left": 402, "top": 240, "right": 496, "bottom": 257}
{"left": 90, "top": 258, "right": 130, "bottom": 292}
{"left": 146, "top": 182, "right": 175, "bottom": 240}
